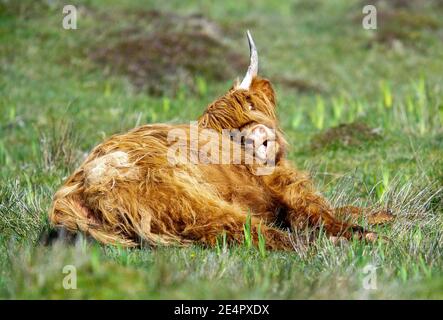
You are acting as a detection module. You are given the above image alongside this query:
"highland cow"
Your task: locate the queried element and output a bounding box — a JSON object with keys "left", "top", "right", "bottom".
{"left": 49, "top": 32, "right": 392, "bottom": 250}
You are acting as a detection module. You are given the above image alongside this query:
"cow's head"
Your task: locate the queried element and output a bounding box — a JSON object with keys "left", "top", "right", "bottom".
{"left": 198, "top": 31, "right": 286, "bottom": 162}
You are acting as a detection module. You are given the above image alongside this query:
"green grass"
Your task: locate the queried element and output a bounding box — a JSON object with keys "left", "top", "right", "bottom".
{"left": 0, "top": 0, "right": 442, "bottom": 299}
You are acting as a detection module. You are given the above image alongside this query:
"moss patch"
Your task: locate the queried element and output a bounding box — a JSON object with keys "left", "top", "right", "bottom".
{"left": 310, "top": 122, "right": 382, "bottom": 151}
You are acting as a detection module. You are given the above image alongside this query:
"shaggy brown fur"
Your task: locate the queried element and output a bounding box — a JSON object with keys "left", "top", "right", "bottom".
{"left": 49, "top": 77, "right": 392, "bottom": 250}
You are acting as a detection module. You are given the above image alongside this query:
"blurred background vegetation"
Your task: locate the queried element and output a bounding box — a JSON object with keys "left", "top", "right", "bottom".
{"left": 0, "top": 0, "right": 442, "bottom": 299}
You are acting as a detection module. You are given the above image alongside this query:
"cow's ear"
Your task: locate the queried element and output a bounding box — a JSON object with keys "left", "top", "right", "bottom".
{"left": 250, "top": 77, "right": 276, "bottom": 107}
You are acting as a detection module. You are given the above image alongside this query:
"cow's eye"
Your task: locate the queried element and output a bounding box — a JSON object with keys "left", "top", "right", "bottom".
{"left": 248, "top": 104, "right": 254, "bottom": 111}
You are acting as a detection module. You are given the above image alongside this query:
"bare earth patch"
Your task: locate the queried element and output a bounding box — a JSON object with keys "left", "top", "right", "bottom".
{"left": 90, "top": 10, "right": 248, "bottom": 96}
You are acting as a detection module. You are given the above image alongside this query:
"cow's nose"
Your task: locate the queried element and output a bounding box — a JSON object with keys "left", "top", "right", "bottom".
{"left": 256, "top": 126, "right": 266, "bottom": 136}
{"left": 250, "top": 125, "right": 268, "bottom": 142}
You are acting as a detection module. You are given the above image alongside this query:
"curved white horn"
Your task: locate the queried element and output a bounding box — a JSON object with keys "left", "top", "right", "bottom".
{"left": 238, "top": 30, "right": 258, "bottom": 90}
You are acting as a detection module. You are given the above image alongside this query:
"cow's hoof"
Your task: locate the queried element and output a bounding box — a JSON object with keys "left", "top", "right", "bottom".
{"left": 364, "top": 232, "right": 378, "bottom": 242}
{"left": 329, "top": 236, "right": 349, "bottom": 246}
{"left": 39, "top": 226, "right": 93, "bottom": 246}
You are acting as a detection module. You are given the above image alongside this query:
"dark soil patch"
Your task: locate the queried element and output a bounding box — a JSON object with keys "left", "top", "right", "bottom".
{"left": 310, "top": 122, "right": 382, "bottom": 151}
{"left": 354, "top": 2, "right": 441, "bottom": 47}
{"left": 90, "top": 10, "right": 248, "bottom": 96}
{"left": 365, "top": 0, "right": 443, "bottom": 10}
{"left": 0, "top": 0, "right": 53, "bottom": 19}
{"left": 375, "top": 9, "right": 439, "bottom": 45}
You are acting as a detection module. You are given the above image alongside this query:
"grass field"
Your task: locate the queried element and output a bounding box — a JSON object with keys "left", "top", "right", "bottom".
{"left": 0, "top": 0, "right": 442, "bottom": 299}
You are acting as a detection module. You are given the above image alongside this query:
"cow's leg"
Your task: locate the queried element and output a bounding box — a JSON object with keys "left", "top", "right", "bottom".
{"left": 50, "top": 183, "right": 139, "bottom": 247}
{"left": 49, "top": 152, "right": 148, "bottom": 247}
{"left": 334, "top": 206, "right": 395, "bottom": 226}
{"left": 262, "top": 161, "right": 377, "bottom": 241}
{"left": 180, "top": 202, "right": 293, "bottom": 251}
{"left": 152, "top": 174, "right": 294, "bottom": 250}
